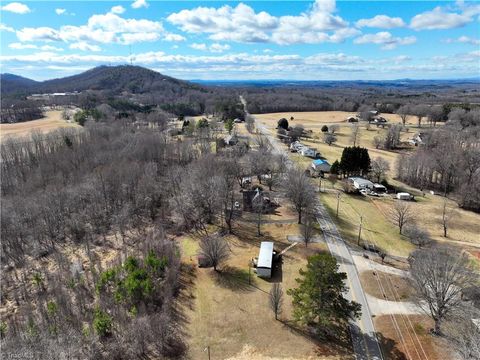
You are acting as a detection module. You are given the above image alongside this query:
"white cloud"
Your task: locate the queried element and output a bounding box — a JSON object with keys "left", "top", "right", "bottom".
{"left": 410, "top": 2, "right": 480, "bottom": 30}
{"left": 210, "top": 43, "right": 230, "bottom": 53}
{"left": 110, "top": 6, "right": 125, "bottom": 15}
{"left": 354, "top": 32, "right": 416, "bottom": 50}
{"left": 55, "top": 8, "right": 66, "bottom": 15}
{"left": 356, "top": 15, "right": 405, "bottom": 29}
{"left": 131, "top": 0, "right": 148, "bottom": 9}
{"left": 17, "top": 27, "right": 61, "bottom": 42}
{"left": 1, "top": 2, "right": 31, "bottom": 14}
{"left": 9, "top": 42, "right": 63, "bottom": 51}
{"left": 190, "top": 43, "right": 207, "bottom": 51}
{"left": 444, "top": 36, "right": 480, "bottom": 45}
{"left": 15, "top": 12, "right": 181, "bottom": 46}
{"left": 167, "top": 0, "right": 355, "bottom": 45}
{"left": 190, "top": 43, "right": 230, "bottom": 53}
{"left": 69, "top": 42, "right": 101, "bottom": 52}
{"left": 2, "top": 50, "right": 478, "bottom": 80}
{"left": 163, "top": 33, "right": 186, "bottom": 42}
{"left": 0, "top": 23, "right": 15, "bottom": 32}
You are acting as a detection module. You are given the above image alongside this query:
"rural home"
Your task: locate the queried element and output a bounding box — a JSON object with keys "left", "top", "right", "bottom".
{"left": 311, "top": 159, "right": 331, "bottom": 173}
{"left": 409, "top": 133, "right": 426, "bottom": 146}
{"left": 348, "top": 177, "right": 374, "bottom": 190}
{"left": 299, "top": 147, "right": 317, "bottom": 158}
{"left": 256, "top": 241, "right": 274, "bottom": 278}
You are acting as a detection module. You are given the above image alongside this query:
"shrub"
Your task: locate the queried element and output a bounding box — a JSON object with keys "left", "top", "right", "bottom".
{"left": 321, "top": 125, "right": 328, "bottom": 132}
{"left": 93, "top": 308, "right": 113, "bottom": 337}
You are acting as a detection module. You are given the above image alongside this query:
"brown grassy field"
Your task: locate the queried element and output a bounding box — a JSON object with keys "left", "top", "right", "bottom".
{"left": 256, "top": 112, "right": 480, "bottom": 252}
{"left": 177, "top": 217, "right": 354, "bottom": 360}
{"left": 374, "top": 314, "right": 455, "bottom": 360}
{"left": 0, "top": 110, "right": 80, "bottom": 141}
{"left": 360, "top": 270, "right": 414, "bottom": 301}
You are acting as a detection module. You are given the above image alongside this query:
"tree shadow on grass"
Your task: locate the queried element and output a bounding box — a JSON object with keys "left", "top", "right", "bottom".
{"left": 278, "top": 319, "right": 354, "bottom": 357}
{"left": 374, "top": 332, "right": 408, "bottom": 360}
{"left": 213, "top": 265, "right": 255, "bottom": 292}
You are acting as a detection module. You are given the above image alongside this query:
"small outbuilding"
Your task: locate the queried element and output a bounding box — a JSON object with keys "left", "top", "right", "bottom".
{"left": 256, "top": 241, "right": 274, "bottom": 278}
{"left": 311, "top": 159, "right": 331, "bottom": 173}
{"left": 397, "top": 192, "right": 413, "bottom": 200}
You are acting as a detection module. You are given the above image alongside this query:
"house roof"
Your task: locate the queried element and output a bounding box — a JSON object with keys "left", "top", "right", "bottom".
{"left": 349, "top": 177, "right": 374, "bottom": 187}
{"left": 257, "top": 241, "right": 274, "bottom": 268}
{"left": 312, "top": 159, "right": 329, "bottom": 166}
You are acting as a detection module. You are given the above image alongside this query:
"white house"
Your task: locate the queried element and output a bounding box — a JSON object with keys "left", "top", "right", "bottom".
{"left": 299, "top": 147, "right": 317, "bottom": 158}
{"left": 256, "top": 242, "right": 274, "bottom": 278}
{"left": 349, "top": 177, "right": 374, "bottom": 190}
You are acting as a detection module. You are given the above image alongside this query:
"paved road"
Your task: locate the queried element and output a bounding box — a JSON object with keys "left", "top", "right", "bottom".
{"left": 242, "top": 97, "right": 384, "bottom": 360}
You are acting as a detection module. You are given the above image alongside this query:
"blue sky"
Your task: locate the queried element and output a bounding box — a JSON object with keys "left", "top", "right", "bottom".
{"left": 1, "top": 0, "right": 479, "bottom": 80}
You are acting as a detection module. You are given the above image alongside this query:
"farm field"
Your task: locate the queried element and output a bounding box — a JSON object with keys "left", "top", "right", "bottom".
{"left": 255, "top": 111, "right": 480, "bottom": 254}
{"left": 177, "top": 217, "right": 354, "bottom": 360}
{"left": 0, "top": 110, "right": 80, "bottom": 141}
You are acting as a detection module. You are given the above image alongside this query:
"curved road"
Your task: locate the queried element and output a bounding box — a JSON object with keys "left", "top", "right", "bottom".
{"left": 241, "top": 96, "right": 384, "bottom": 360}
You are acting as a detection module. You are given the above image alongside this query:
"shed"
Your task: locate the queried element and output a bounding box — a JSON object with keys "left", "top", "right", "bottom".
{"left": 311, "top": 159, "right": 331, "bottom": 173}
{"left": 397, "top": 192, "right": 413, "bottom": 200}
{"left": 257, "top": 242, "right": 274, "bottom": 278}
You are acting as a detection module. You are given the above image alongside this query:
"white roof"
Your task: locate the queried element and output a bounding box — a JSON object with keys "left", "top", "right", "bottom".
{"left": 257, "top": 242, "right": 274, "bottom": 268}
{"left": 397, "top": 192, "right": 411, "bottom": 196}
{"left": 349, "top": 177, "right": 373, "bottom": 186}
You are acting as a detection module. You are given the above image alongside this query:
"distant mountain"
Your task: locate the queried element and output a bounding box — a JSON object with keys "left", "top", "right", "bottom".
{"left": 1, "top": 65, "right": 208, "bottom": 95}
{"left": 1, "top": 73, "right": 39, "bottom": 94}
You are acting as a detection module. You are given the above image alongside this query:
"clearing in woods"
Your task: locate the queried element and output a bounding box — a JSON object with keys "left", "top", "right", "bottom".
{"left": 0, "top": 110, "right": 80, "bottom": 141}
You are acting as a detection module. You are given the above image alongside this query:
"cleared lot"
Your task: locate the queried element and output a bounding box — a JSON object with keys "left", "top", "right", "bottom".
{"left": 178, "top": 219, "right": 354, "bottom": 360}
{"left": 0, "top": 110, "right": 80, "bottom": 141}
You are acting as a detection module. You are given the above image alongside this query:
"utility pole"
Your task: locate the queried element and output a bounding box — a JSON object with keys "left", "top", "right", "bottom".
{"left": 336, "top": 191, "right": 341, "bottom": 218}
{"left": 248, "top": 260, "right": 251, "bottom": 285}
{"left": 204, "top": 346, "right": 211, "bottom": 360}
{"left": 357, "top": 216, "right": 363, "bottom": 246}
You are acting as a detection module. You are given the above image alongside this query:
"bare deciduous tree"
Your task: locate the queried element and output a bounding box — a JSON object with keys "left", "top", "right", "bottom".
{"left": 390, "top": 201, "right": 413, "bottom": 234}
{"left": 283, "top": 169, "right": 317, "bottom": 224}
{"left": 350, "top": 124, "right": 361, "bottom": 146}
{"left": 441, "top": 198, "right": 455, "bottom": 238}
{"left": 323, "top": 132, "right": 337, "bottom": 146}
{"left": 409, "top": 248, "right": 475, "bottom": 335}
{"left": 301, "top": 214, "right": 316, "bottom": 247}
{"left": 370, "top": 157, "right": 390, "bottom": 183}
{"left": 329, "top": 124, "right": 339, "bottom": 134}
{"left": 396, "top": 105, "right": 411, "bottom": 126}
{"left": 199, "top": 235, "right": 230, "bottom": 272}
{"left": 269, "top": 283, "right": 284, "bottom": 320}
{"left": 445, "top": 306, "right": 480, "bottom": 360}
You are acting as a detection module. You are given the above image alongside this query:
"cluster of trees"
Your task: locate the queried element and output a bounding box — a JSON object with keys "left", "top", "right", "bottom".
{"left": 0, "top": 121, "right": 218, "bottom": 357}
{"left": 397, "top": 109, "right": 480, "bottom": 211}
{"left": 242, "top": 82, "right": 480, "bottom": 114}
{"left": 0, "top": 99, "right": 44, "bottom": 123}
{"left": 330, "top": 146, "right": 371, "bottom": 177}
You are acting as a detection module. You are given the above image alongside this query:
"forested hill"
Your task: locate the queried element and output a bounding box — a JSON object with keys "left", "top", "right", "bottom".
{"left": 1, "top": 74, "right": 39, "bottom": 94}
{"left": 1, "top": 65, "right": 208, "bottom": 95}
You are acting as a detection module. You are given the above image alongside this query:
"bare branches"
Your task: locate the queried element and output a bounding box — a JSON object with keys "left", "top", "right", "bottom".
{"left": 409, "top": 247, "right": 475, "bottom": 335}
{"left": 283, "top": 169, "right": 317, "bottom": 224}
{"left": 390, "top": 201, "right": 413, "bottom": 234}
{"left": 269, "top": 283, "right": 284, "bottom": 320}
{"left": 199, "top": 235, "right": 230, "bottom": 272}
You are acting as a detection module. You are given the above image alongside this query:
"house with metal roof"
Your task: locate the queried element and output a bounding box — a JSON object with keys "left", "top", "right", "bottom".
{"left": 311, "top": 159, "right": 331, "bottom": 173}
{"left": 256, "top": 242, "right": 274, "bottom": 278}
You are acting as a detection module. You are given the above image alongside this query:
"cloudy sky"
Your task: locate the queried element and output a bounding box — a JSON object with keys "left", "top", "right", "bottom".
{"left": 1, "top": 0, "right": 479, "bottom": 80}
